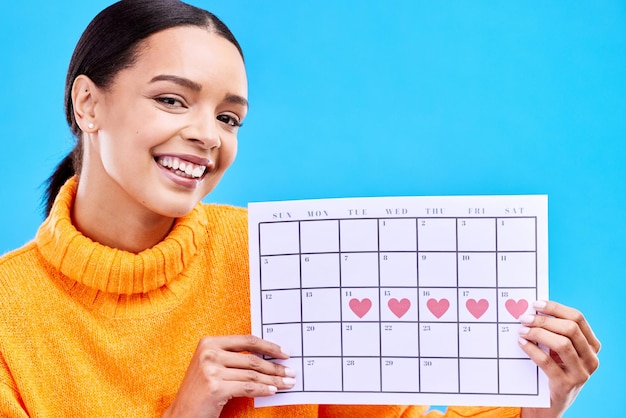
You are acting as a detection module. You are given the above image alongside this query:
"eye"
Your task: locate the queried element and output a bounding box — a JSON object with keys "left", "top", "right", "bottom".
{"left": 155, "top": 96, "right": 185, "bottom": 108}
{"left": 217, "top": 113, "right": 242, "bottom": 128}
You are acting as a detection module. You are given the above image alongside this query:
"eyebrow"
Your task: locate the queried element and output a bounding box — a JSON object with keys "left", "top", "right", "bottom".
{"left": 150, "top": 74, "right": 202, "bottom": 91}
{"left": 149, "top": 74, "right": 248, "bottom": 109}
{"left": 225, "top": 94, "right": 249, "bottom": 109}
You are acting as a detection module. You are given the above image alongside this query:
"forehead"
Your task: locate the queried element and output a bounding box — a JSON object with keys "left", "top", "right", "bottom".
{"left": 123, "top": 26, "right": 247, "bottom": 95}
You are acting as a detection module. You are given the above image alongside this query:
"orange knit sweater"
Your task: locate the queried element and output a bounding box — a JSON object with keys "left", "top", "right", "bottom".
{"left": 0, "top": 178, "right": 520, "bottom": 417}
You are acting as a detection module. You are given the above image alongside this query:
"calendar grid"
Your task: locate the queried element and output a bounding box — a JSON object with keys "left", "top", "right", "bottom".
{"left": 259, "top": 216, "right": 538, "bottom": 395}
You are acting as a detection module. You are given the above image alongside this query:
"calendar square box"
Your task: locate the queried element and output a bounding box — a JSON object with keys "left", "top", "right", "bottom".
{"left": 498, "top": 323, "right": 531, "bottom": 359}
{"left": 417, "top": 218, "right": 456, "bottom": 251}
{"left": 303, "top": 357, "right": 343, "bottom": 392}
{"left": 380, "top": 252, "right": 418, "bottom": 287}
{"left": 261, "top": 255, "right": 300, "bottom": 290}
{"left": 343, "top": 357, "right": 381, "bottom": 392}
{"left": 418, "top": 288, "right": 457, "bottom": 322}
{"left": 418, "top": 252, "right": 457, "bottom": 287}
{"left": 261, "top": 289, "right": 302, "bottom": 324}
{"left": 457, "top": 218, "right": 496, "bottom": 251}
{"left": 497, "top": 218, "right": 537, "bottom": 251}
{"left": 497, "top": 252, "right": 537, "bottom": 288}
{"left": 419, "top": 323, "right": 458, "bottom": 357}
{"left": 381, "top": 322, "right": 419, "bottom": 357}
{"left": 499, "top": 359, "right": 539, "bottom": 395}
{"left": 460, "top": 359, "right": 498, "bottom": 394}
{"left": 300, "top": 220, "right": 339, "bottom": 253}
{"left": 420, "top": 358, "right": 459, "bottom": 393}
{"left": 272, "top": 357, "right": 303, "bottom": 392}
{"left": 301, "top": 253, "right": 340, "bottom": 288}
{"left": 379, "top": 218, "right": 417, "bottom": 251}
{"left": 380, "top": 287, "right": 418, "bottom": 322}
{"left": 457, "top": 252, "right": 496, "bottom": 288}
{"left": 342, "top": 288, "right": 380, "bottom": 321}
{"left": 458, "top": 288, "right": 497, "bottom": 322}
{"left": 302, "top": 322, "right": 342, "bottom": 356}
{"left": 302, "top": 288, "right": 341, "bottom": 322}
{"left": 381, "top": 357, "right": 420, "bottom": 392}
{"left": 458, "top": 323, "right": 497, "bottom": 358}
{"left": 339, "top": 219, "right": 378, "bottom": 252}
{"left": 340, "top": 252, "right": 379, "bottom": 287}
{"left": 342, "top": 322, "right": 380, "bottom": 356}
{"left": 498, "top": 288, "right": 536, "bottom": 322}
{"left": 259, "top": 222, "right": 299, "bottom": 255}
{"left": 262, "top": 323, "right": 302, "bottom": 357}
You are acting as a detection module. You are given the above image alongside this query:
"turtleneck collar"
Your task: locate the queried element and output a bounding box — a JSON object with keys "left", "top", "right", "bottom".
{"left": 36, "top": 177, "right": 208, "bottom": 295}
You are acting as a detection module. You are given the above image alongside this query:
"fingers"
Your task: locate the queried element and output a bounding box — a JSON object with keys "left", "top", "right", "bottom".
{"left": 518, "top": 314, "right": 598, "bottom": 375}
{"left": 166, "top": 335, "right": 295, "bottom": 416}
{"left": 533, "top": 300, "right": 601, "bottom": 354}
{"left": 204, "top": 334, "right": 291, "bottom": 359}
{"left": 198, "top": 335, "right": 297, "bottom": 391}
{"left": 517, "top": 300, "right": 600, "bottom": 384}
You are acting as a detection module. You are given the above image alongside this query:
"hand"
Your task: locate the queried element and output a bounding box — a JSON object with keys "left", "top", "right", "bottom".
{"left": 163, "top": 335, "right": 296, "bottom": 418}
{"left": 518, "top": 300, "right": 601, "bottom": 418}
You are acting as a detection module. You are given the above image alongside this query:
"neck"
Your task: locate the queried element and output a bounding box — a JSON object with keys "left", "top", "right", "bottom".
{"left": 73, "top": 172, "right": 175, "bottom": 254}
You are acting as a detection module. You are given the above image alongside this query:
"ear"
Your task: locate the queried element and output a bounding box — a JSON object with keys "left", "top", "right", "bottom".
{"left": 72, "top": 75, "right": 101, "bottom": 133}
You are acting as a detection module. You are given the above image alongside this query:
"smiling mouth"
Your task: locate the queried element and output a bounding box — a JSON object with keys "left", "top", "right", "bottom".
{"left": 156, "top": 156, "right": 208, "bottom": 179}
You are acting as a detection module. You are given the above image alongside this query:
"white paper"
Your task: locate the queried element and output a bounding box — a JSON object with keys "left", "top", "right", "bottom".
{"left": 249, "top": 195, "right": 549, "bottom": 408}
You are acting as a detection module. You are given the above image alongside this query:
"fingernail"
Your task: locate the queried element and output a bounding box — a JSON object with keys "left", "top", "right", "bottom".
{"left": 519, "top": 314, "right": 534, "bottom": 325}
{"left": 280, "top": 347, "right": 291, "bottom": 357}
{"left": 282, "top": 377, "right": 296, "bottom": 387}
{"left": 284, "top": 367, "right": 296, "bottom": 378}
{"left": 533, "top": 300, "right": 547, "bottom": 310}
{"left": 518, "top": 326, "right": 530, "bottom": 336}
{"left": 268, "top": 385, "right": 277, "bottom": 394}
{"left": 518, "top": 337, "right": 528, "bottom": 346}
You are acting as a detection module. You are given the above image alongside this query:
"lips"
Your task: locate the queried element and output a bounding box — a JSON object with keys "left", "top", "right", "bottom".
{"left": 155, "top": 155, "right": 212, "bottom": 179}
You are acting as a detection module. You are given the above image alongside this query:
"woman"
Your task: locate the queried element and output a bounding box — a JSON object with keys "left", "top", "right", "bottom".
{"left": 0, "top": 0, "right": 600, "bottom": 417}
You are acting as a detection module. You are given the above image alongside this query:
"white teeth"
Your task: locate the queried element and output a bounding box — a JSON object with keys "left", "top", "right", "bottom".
{"left": 191, "top": 166, "right": 205, "bottom": 177}
{"left": 157, "top": 156, "right": 208, "bottom": 179}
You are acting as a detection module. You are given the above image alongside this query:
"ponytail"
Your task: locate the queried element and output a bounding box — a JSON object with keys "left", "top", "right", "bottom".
{"left": 42, "top": 142, "right": 82, "bottom": 217}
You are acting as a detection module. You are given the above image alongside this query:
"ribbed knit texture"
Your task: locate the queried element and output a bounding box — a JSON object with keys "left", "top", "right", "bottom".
{"left": 0, "top": 178, "right": 520, "bottom": 417}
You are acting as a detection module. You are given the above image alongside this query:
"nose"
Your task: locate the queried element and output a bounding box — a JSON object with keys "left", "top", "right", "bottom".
{"left": 184, "top": 113, "right": 221, "bottom": 149}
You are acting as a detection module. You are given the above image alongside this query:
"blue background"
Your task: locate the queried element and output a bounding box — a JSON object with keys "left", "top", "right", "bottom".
{"left": 1, "top": 1, "right": 624, "bottom": 416}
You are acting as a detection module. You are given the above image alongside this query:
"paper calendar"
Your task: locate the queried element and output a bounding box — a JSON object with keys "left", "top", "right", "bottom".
{"left": 249, "top": 195, "right": 549, "bottom": 408}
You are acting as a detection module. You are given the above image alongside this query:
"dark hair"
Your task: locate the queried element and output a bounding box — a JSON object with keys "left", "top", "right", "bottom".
{"left": 43, "top": 0, "right": 243, "bottom": 216}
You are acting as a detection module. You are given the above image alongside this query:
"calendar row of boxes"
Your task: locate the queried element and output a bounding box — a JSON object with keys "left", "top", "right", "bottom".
{"left": 272, "top": 356, "right": 538, "bottom": 395}
{"left": 261, "top": 251, "right": 537, "bottom": 290}
{"left": 263, "top": 321, "right": 529, "bottom": 359}
{"left": 261, "top": 287, "right": 536, "bottom": 324}
{"left": 259, "top": 217, "right": 537, "bottom": 255}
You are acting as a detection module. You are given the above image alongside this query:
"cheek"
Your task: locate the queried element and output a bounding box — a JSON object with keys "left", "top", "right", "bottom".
{"left": 218, "top": 138, "right": 238, "bottom": 171}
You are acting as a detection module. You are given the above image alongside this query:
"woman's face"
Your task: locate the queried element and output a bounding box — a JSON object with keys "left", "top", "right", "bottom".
{"left": 84, "top": 26, "right": 247, "bottom": 218}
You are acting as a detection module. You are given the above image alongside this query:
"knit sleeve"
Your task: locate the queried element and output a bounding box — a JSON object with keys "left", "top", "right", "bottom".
{"left": 444, "top": 406, "right": 521, "bottom": 417}
{"left": 319, "top": 404, "right": 427, "bottom": 417}
{"left": 0, "top": 353, "right": 28, "bottom": 418}
{"left": 318, "top": 404, "right": 520, "bottom": 418}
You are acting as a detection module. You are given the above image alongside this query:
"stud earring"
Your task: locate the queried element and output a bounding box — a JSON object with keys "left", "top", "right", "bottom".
{"left": 88, "top": 123, "right": 95, "bottom": 130}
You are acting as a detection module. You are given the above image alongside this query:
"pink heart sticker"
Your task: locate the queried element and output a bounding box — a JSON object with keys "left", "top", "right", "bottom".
{"left": 466, "top": 298, "right": 489, "bottom": 319}
{"left": 349, "top": 298, "right": 372, "bottom": 318}
{"left": 388, "top": 298, "right": 411, "bottom": 318}
{"left": 426, "top": 298, "right": 450, "bottom": 319}
{"left": 505, "top": 299, "right": 529, "bottom": 319}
